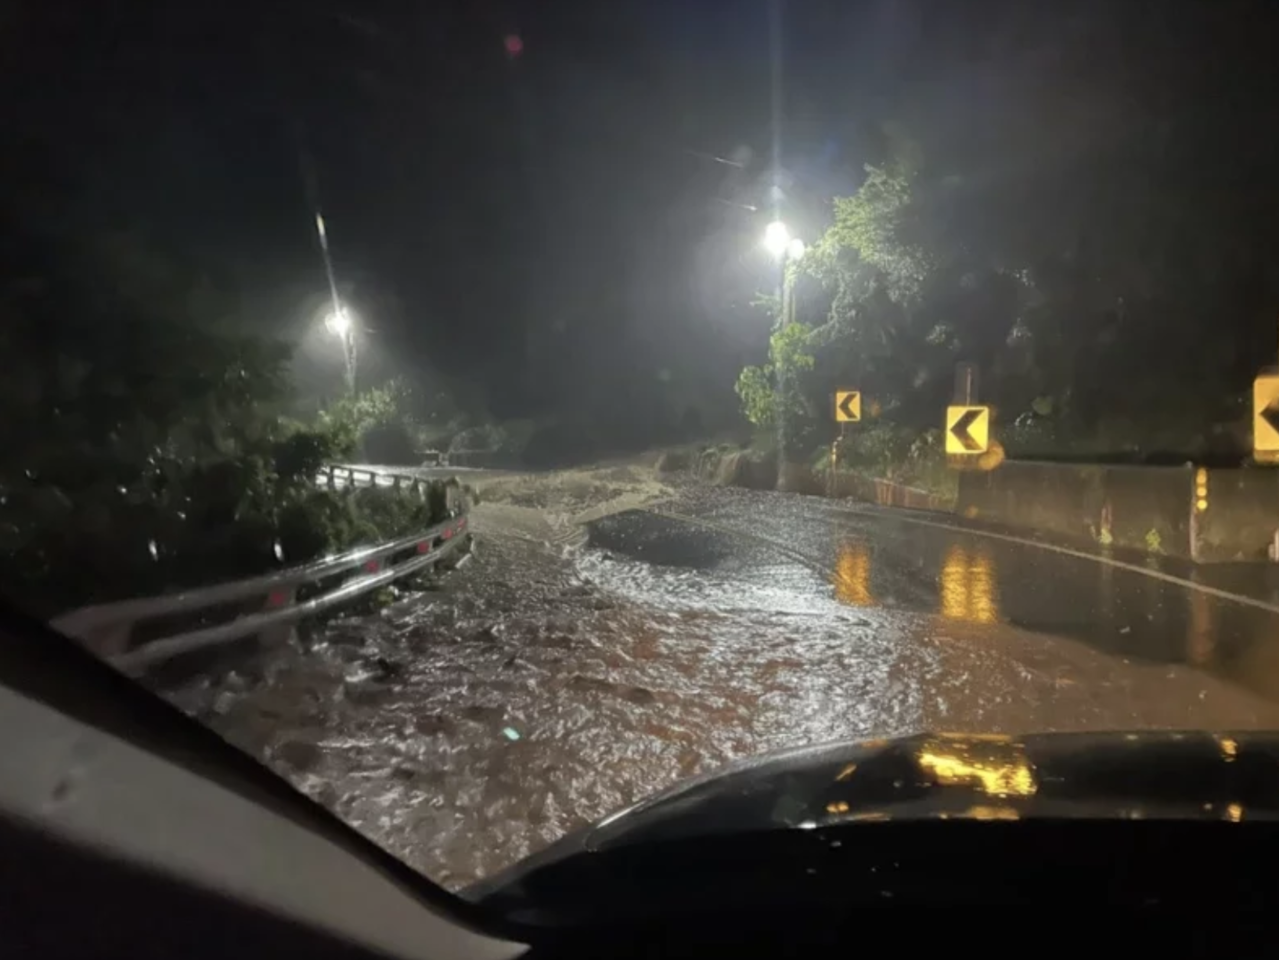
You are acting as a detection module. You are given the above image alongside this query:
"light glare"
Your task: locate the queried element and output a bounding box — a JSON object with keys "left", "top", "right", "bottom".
{"left": 325, "top": 307, "right": 352, "bottom": 338}
{"left": 763, "top": 220, "right": 791, "bottom": 257}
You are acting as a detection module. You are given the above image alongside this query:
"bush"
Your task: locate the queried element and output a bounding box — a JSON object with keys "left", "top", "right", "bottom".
{"left": 316, "top": 379, "right": 435, "bottom": 463}
{"left": 0, "top": 308, "right": 453, "bottom": 617}
{"left": 361, "top": 421, "right": 419, "bottom": 464}
{"left": 829, "top": 423, "right": 953, "bottom": 496}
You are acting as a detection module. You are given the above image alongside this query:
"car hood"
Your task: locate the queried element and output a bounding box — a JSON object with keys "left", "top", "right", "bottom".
{"left": 468, "top": 729, "right": 1279, "bottom": 899}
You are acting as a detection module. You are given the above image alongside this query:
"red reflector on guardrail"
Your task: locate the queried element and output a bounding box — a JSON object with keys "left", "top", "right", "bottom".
{"left": 442, "top": 527, "right": 453, "bottom": 540}
{"left": 364, "top": 559, "right": 380, "bottom": 573}
{"left": 266, "top": 590, "right": 288, "bottom": 608}
{"left": 416, "top": 540, "right": 431, "bottom": 554}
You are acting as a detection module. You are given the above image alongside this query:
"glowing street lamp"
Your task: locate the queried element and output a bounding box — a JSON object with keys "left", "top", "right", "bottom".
{"left": 763, "top": 220, "right": 792, "bottom": 258}
{"left": 323, "top": 305, "right": 357, "bottom": 392}
{"left": 324, "top": 306, "right": 352, "bottom": 339}
{"left": 761, "top": 221, "right": 807, "bottom": 474}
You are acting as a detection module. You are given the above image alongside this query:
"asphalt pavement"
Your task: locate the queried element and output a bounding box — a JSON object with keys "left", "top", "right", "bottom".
{"left": 585, "top": 485, "right": 1279, "bottom": 723}
{"left": 168, "top": 477, "right": 1279, "bottom": 887}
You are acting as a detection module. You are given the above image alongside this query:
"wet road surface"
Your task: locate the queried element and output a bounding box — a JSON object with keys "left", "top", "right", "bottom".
{"left": 157, "top": 483, "right": 1279, "bottom": 889}
{"left": 612, "top": 487, "right": 1279, "bottom": 708}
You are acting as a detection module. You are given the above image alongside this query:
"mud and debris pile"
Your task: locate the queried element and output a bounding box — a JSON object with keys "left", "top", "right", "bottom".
{"left": 469, "top": 463, "right": 674, "bottom": 542}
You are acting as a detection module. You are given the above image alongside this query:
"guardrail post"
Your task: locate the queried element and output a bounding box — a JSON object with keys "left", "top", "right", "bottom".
{"left": 325, "top": 466, "right": 336, "bottom": 490}
{"left": 393, "top": 474, "right": 402, "bottom": 492}
{"left": 258, "top": 586, "right": 298, "bottom": 649}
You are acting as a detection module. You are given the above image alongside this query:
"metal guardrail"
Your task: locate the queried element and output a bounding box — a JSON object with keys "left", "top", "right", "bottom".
{"left": 318, "top": 464, "right": 440, "bottom": 493}
{"left": 53, "top": 467, "right": 471, "bottom": 674}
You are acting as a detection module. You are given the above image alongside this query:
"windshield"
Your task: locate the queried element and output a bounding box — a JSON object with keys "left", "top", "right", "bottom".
{"left": 7, "top": 0, "right": 1279, "bottom": 892}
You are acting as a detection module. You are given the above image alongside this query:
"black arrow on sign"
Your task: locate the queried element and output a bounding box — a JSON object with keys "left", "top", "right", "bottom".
{"left": 1264, "top": 402, "right": 1279, "bottom": 439}
{"left": 838, "top": 393, "right": 859, "bottom": 420}
{"left": 950, "top": 409, "right": 984, "bottom": 452}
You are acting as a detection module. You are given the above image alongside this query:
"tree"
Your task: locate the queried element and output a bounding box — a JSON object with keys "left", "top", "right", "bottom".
{"left": 737, "top": 93, "right": 1279, "bottom": 467}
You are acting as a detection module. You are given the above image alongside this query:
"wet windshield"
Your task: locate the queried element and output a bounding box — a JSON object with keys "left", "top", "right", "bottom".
{"left": 7, "top": 2, "right": 1279, "bottom": 890}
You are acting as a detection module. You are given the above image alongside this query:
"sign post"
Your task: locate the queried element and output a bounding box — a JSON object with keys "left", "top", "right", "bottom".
{"left": 946, "top": 362, "right": 990, "bottom": 457}
{"left": 831, "top": 390, "right": 862, "bottom": 495}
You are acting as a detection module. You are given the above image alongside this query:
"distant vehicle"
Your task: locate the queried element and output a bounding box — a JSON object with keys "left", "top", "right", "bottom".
{"left": 3, "top": 611, "right": 1277, "bottom": 958}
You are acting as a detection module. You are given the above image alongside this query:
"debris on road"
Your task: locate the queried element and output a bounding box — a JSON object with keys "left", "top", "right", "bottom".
{"left": 148, "top": 466, "right": 1279, "bottom": 891}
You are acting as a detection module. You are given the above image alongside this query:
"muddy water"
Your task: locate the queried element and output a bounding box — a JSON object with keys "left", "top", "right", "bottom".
{"left": 158, "top": 533, "right": 928, "bottom": 888}
{"left": 156, "top": 507, "right": 1279, "bottom": 891}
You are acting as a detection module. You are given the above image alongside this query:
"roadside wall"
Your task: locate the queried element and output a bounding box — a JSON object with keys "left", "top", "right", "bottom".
{"left": 1195, "top": 469, "right": 1279, "bottom": 562}
{"left": 955, "top": 462, "right": 1194, "bottom": 557}
{"left": 677, "top": 445, "right": 1279, "bottom": 564}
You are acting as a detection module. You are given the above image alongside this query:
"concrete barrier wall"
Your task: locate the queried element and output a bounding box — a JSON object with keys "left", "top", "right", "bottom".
{"left": 680, "top": 446, "right": 1279, "bottom": 564}
{"left": 956, "top": 462, "right": 1194, "bottom": 557}
{"left": 1195, "top": 469, "right": 1279, "bottom": 562}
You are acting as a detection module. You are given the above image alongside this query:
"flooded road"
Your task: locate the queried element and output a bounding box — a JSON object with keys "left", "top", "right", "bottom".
{"left": 157, "top": 482, "right": 1279, "bottom": 890}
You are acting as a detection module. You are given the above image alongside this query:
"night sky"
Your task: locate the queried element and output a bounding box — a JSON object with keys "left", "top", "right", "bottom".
{"left": 5, "top": 0, "right": 1279, "bottom": 439}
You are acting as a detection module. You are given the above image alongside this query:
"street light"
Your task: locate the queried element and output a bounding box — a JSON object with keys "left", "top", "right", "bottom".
{"left": 761, "top": 221, "right": 806, "bottom": 480}
{"left": 763, "top": 220, "right": 792, "bottom": 258}
{"left": 324, "top": 306, "right": 352, "bottom": 339}
{"left": 763, "top": 220, "right": 805, "bottom": 264}
{"left": 323, "top": 305, "right": 357, "bottom": 393}
{"left": 760, "top": 221, "right": 805, "bottom": 327}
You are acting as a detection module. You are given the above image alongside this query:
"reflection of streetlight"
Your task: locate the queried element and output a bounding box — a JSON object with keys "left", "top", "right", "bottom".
{"left": 323, "top": 305, "right": 357, "bottom": 393}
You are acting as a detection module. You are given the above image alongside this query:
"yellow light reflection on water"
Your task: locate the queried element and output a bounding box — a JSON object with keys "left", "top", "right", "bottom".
{"left": 940, "top": 546, "right": 967, "bottom": 621}
{"left": 834, "top": 542, "right": 875, "bottom": 607}
{"left": 968, "top": 552, "right": 998, "bottom": 623}
{"left": 916, "top": 737, "right": 1037, "bottom": 798}
{"left": 963, "top": 805, "right": 1020, "bottom": 820}
{"left": 939, "top": 546, "right": 1000, "bottom": 624}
